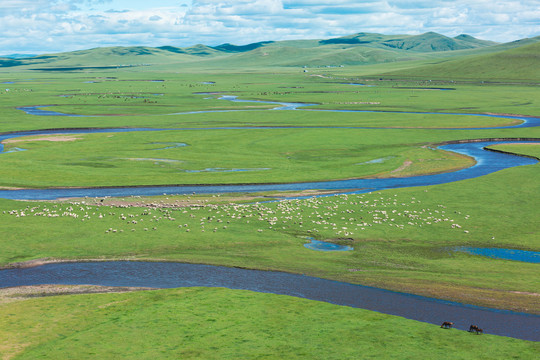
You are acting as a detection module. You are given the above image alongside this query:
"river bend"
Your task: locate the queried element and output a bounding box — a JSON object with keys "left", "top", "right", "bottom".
{"left": 0, "top": 132, "right": 537, "bottom": 199}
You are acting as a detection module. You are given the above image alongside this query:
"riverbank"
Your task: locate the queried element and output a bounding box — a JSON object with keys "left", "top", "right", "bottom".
{"left": 0, "top": 139, "right": 536, "bottom": 198}
{"left": 2, "top": 261, "right": 539, "bottom": 341}
{"left": 2, "top": 287, "right": 537, "bottom": 360}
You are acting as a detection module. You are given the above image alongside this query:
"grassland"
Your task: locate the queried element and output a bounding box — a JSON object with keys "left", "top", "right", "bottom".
{"left": 0, "top": 38, "right": 539, "bottom": 358}
{"left": 382, "top": 41, "right": 540, "bottom": 82}
{"left": 0, "top": 128, "right": 479, "bottom": 188}
{"left": 2, "top": 287, "right": 538, "bottom": 360}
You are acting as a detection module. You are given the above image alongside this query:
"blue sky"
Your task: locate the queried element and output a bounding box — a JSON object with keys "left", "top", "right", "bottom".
{"left": 1, "top": 0, "right": 539, "bottom": 54}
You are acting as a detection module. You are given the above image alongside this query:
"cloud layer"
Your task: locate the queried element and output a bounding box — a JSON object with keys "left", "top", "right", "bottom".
{"left": 1, "top": 0, "right": 538, "bottom": 54}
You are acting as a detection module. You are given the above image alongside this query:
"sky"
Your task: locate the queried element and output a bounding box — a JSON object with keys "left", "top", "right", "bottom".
{"left": 1, "top": 0, "right": 539, "bottom": 54}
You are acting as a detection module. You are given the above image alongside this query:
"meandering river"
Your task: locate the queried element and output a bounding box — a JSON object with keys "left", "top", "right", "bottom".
{"left": 0, "top": 135, "right": 537, "bottom": 199}
{"left": 16, "top": 94, "right": 540, "bottom": 129}
{"left": 3, "top": 95, "right": 539, "bottom": 341}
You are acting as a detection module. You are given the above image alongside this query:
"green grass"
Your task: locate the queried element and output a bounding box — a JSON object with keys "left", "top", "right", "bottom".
{"left": 1, "top": 154, "right": 538, "bottom": 312}
{"left": 1, "top": 287, "right": 537, "bottom": 360}
{"left": 488, "top": 143, "right": 540, "bottom": 159}
{"left": 0, "top": 48, "right": 539, "bottom": 359}
{"left": 383, "top": 41, "right": 540, "bottom": 82}
{"left": 0, "top": 68, "right": 538, "bottom": 313}
{"left": 1, "top": 71, "right": 539, "bottom": 131}
{"left": 0, "top": 128, "right": 476, "bottom": 188}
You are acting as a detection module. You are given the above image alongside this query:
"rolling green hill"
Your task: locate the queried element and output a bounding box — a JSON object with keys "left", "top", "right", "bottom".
{"left": 382, "top": 39, "right": 540, "bottom": 81}
{"left": 0, "top": 46, "right": 205, "bottom": 70}
{"left": 0, "top": 31, "right": 537, "bottom": 81}
{"left": 198, "top": 43, "right": 430, "bottom": 68}
{"left": 0, "top": 32, "right": 499, "bottom": 70}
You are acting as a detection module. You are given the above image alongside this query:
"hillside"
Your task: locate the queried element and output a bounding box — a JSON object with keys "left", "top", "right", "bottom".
{"left": 198, "top": 43, "right": 434, "bottom": 68}
{"left": 319, "top": 32, "right": 498, "bottom": 51}
{"left": 0, "top": 31, "right": 537, "bottom": 80}
{"left": 0, "top": 45, "right": 216, "bottom": 70}
{"left": 0, "top": 32, "right": 500, "bottom": 71}
{"left": 382, "top": 38, "right": 540, "bottom": 81}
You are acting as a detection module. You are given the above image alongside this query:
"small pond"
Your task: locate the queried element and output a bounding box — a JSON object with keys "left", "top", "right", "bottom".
{"left": 454, "top": 247, "right": 540, "bottom": 263}
{"left": 304, "top": 238, "right": 353, "bottom": 251}
{"left": 342, "top": 83, "right": 375, "bottom": 87}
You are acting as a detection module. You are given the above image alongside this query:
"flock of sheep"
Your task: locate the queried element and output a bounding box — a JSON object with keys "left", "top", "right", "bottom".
{"left": 4, "top": 192, "right": 470, "bottom": 241}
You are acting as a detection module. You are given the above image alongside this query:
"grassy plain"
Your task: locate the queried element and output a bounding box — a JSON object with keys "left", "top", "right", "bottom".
{"left": 1, "top": 128, "right": 478, "bottom": 187}
{"left": 0, "top": 53, "right": 539, "bottom": 358}
{"left": 1, "top": 287, "right": 538, "bottom": 360}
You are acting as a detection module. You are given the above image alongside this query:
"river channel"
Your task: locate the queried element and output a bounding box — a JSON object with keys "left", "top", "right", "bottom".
{"left": 1, "top": 261, "right": 539, "bottom": 341}
{"left": 3, "top": 96, "right": 539, "bottom": 341}
{"left": 0, "top": 135, "right": 537, "bottom": 199}
{"left": 16, "top": 94, "right": 540, "bottom": 129}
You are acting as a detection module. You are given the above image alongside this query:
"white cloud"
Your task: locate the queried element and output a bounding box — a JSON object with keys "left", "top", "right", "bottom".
{"left": 0, "top": 0, "right": 538, "bottom": 54}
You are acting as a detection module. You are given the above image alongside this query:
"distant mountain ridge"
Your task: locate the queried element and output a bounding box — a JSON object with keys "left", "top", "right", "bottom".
{"left": 319, "top": 32, "right": 498, "bottom": 51}
{"left": 1, "top": 31, "right": 538, "bottom": 80}
{"left": 0, "top": 53, "right": 38, "bottom": 59}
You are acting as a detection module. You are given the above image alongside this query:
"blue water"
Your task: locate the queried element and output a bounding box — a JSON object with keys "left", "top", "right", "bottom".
{"left": 343, "top": 83, "right": 375, "bottom": 87}
{"left": 216, "top": 95, "right": 318, "bottom": 111}
{"left": 16, "top": 105, "right": 88, "bottom": 117}
{"left": 1, "top": 261, "right": 538, "bottom": 341}
{"left": 2, "top": 147, "right": 26, "bottom": 154}
{"left": 454, "top": 247, "right": 540, "bottom": 263}
{"left": 304, "top": 238, "right": 353, "bottom": 251}
{"left": 393, "top": 87, "right": 456, "bottom": 91}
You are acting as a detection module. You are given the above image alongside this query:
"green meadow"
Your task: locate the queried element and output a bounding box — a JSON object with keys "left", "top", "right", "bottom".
{"left": 0, "top": 34, "right": 539, "bottom": 358}
{"left": 1, "top": 288, "right": 538, "bottom": 360}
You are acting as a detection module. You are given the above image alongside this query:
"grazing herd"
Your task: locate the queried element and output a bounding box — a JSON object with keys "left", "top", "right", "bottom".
{"left": 441, "top": 321, "right": 484, "bottom": 334}
{"left": 3, "top": 192, "right": 471, "bottom": 239}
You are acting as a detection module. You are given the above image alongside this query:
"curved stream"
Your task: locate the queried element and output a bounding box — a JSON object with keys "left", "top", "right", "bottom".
{"left": 17, "top": 94, "right": 540, "bottom": 129}
{"left": 1, "top": 261, "right": 538, "bottom": 341}
{"left": 4, "top": 96, "right": 540, "bottom": 340}
{"left": 0, "top": 134, "right": 537, "bottom": 199}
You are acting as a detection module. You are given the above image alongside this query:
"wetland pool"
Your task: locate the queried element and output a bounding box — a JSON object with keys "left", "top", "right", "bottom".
{"left": 304, "top": 238, "right": 353, "bottom": 251}
{"left": 454, "top": 247, "right": 540, "bottom": 263}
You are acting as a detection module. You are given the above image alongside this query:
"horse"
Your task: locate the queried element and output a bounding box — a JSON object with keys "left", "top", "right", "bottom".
{"left": 441, "top": 321, "right": 454, "bottom": 328}
{"left": 469, "top": 325, "right": 483, "bottom": 334}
